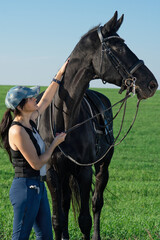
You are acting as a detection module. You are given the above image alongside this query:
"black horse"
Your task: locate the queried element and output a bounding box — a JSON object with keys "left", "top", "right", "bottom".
{"left": 37, "top": 12, "right": 158, "bottom": 240}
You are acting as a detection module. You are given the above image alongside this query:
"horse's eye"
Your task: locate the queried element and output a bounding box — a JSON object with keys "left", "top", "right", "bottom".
{"left": 111, "top": 42, "right": 124, "bottom": 54}
{"left": 117, "top": 48, "right": 123, "bottom": 53}
{"left": 115, "top": 45, "right": 125, "bottom": 54}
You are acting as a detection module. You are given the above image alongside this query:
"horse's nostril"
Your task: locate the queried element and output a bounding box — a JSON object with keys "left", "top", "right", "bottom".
{"left": 148, "top": 81, "right": 158, "bottom": 91}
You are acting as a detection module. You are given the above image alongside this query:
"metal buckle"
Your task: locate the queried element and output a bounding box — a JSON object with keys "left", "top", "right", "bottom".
{"left": 125, "top": 77, "right": 136, "bottom": 96}
{"left": 125, "top": 78, "right": 133, "bottom": 87}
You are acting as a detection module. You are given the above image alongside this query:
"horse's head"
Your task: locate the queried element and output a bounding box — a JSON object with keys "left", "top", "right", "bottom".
{"left": 91, "top": 11, "right": 158, "bottom": 100}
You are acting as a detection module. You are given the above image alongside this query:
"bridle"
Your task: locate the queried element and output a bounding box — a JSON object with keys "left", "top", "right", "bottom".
{"left": 97, "top": 26, "right": 144, "bottom": 95}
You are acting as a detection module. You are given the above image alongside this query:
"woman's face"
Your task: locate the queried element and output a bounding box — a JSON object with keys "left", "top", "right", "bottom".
{"left": 22, "top": 97, "right": 38, "bottom": 112}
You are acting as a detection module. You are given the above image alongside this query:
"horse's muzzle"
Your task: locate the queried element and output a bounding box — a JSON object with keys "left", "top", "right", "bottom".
{"left": 148, "top": 80, "right": 158, "bottom": 94}
{"left": 136, "top": 79, "right": 158, "bottom": 100}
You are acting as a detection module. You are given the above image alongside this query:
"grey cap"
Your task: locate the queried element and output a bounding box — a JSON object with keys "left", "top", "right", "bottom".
{"left": 5, "top": 86, "right": 40, "bottom": 110}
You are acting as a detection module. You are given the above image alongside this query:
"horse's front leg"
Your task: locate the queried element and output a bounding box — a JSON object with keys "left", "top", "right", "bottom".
{"left": 77, "top": 166, "right": 92, "bottom": 240}
{"left": 92, "top": 163, "right": 108, "bottom": 240}
{"left": 92, "top": 150, "right": 113, "bottom": 240}
{"left": 46, "top": 166, "right": 64, "bottom": 240}
{"left": 61, "top": 176, "right": 71, "bottom": 240}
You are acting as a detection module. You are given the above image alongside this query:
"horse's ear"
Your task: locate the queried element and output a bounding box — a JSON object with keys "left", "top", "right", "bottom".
{"left": 115, "top": 14, "right": 124, "bottom": 32}
{"left": 102, "top": 11, "right": 124, "bottom": 35}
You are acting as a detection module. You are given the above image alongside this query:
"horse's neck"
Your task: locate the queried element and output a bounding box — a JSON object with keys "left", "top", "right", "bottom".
{"left": 54, "top": 61, "right": 94, "bottom": 131}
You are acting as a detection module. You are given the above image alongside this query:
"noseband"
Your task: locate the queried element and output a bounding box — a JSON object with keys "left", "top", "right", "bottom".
{"left": 97, "top": 26, "right": 144, "bottom": 94}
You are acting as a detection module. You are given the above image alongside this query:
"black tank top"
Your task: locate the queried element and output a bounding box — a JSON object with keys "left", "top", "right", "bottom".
{"left": 10, "top": 120, "right": 41, "bottom": 177}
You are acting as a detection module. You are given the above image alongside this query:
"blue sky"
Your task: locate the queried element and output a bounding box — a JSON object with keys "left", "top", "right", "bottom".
{"left": 0, "top": 0, "right": 160, "bottom": 88}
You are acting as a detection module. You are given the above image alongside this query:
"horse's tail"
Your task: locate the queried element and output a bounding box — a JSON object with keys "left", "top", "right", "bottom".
{"left": 69, "top": 174, "right": 93, "bottom": 221}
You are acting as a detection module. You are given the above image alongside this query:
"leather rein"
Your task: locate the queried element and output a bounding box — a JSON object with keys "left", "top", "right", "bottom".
{"left": 48, "top": 27, "right": 143, "bottom": 166}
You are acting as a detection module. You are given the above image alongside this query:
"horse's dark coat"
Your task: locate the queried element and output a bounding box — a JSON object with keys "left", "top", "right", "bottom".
{"left": 38, "top": 12, "right": 158, "bottom": 240}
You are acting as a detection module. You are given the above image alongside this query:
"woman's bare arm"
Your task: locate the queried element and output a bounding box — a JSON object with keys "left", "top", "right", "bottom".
{"left": 31, "top": 60, "right": 69, "bottom": 121}
{"left": 9, "top": 125, "right": 66, "bottom": 170}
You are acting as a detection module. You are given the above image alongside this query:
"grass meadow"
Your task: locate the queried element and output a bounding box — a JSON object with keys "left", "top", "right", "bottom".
{"left": 0, "top": 85, "right": 160, "bottom": 240}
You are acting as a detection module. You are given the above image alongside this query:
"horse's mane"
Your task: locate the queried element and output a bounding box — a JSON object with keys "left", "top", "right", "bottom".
{"left": 80, "top": 24, "right": 100, "bottom": 39}
{"left": 68, "top": 24, "right": 100, "bottom": 58}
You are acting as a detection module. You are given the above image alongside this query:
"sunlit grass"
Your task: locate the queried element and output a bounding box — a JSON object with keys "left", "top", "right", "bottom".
{"left": 0, "top": 86, "right": 159, "bottom": 239}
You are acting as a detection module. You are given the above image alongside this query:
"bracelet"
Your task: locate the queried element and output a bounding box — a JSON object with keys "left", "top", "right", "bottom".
{"left": 51, "top": 78, "right": 61, "bottom": 85}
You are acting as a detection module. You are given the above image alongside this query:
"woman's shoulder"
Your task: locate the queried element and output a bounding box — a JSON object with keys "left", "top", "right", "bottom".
{"left": 9, "top": 123, "right": 29, "bottom": 150}
{"left": 9, "top": 122, "right": 27, "bottom": 137}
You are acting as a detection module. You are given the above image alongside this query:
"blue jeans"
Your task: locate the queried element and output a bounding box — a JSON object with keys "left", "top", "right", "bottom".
{"left": 9, "top": 177, "right": 53, "bottom": 240}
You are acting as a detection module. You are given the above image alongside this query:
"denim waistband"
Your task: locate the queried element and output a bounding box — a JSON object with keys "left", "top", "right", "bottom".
{"left": 14, "top": 175, "right": 46, "bottom": 182}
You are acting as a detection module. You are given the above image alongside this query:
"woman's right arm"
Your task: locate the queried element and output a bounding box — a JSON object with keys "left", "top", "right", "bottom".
{"left": 9, "top": 126, "right": 66, "bottom": 170}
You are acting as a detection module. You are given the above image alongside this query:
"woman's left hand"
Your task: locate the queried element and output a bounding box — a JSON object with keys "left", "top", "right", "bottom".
{"left": 54, "top": 132, "right": 67, "bottom": 146}
{"left": 56, "top": 58, "right": 70, "bottom": 78}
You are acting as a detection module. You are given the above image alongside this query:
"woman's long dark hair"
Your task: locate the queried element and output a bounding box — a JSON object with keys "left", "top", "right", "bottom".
{"left": 0, "top": 99, "right": 27, "bottom": 162}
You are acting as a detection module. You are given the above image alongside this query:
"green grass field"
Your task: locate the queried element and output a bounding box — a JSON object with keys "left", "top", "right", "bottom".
{"left": 0, "top": 85, "right": 160, "bottom": 240}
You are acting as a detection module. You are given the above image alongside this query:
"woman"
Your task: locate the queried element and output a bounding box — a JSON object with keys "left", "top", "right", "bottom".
{"left": 0, "top": 60, "right": 69, "bottom": 240}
